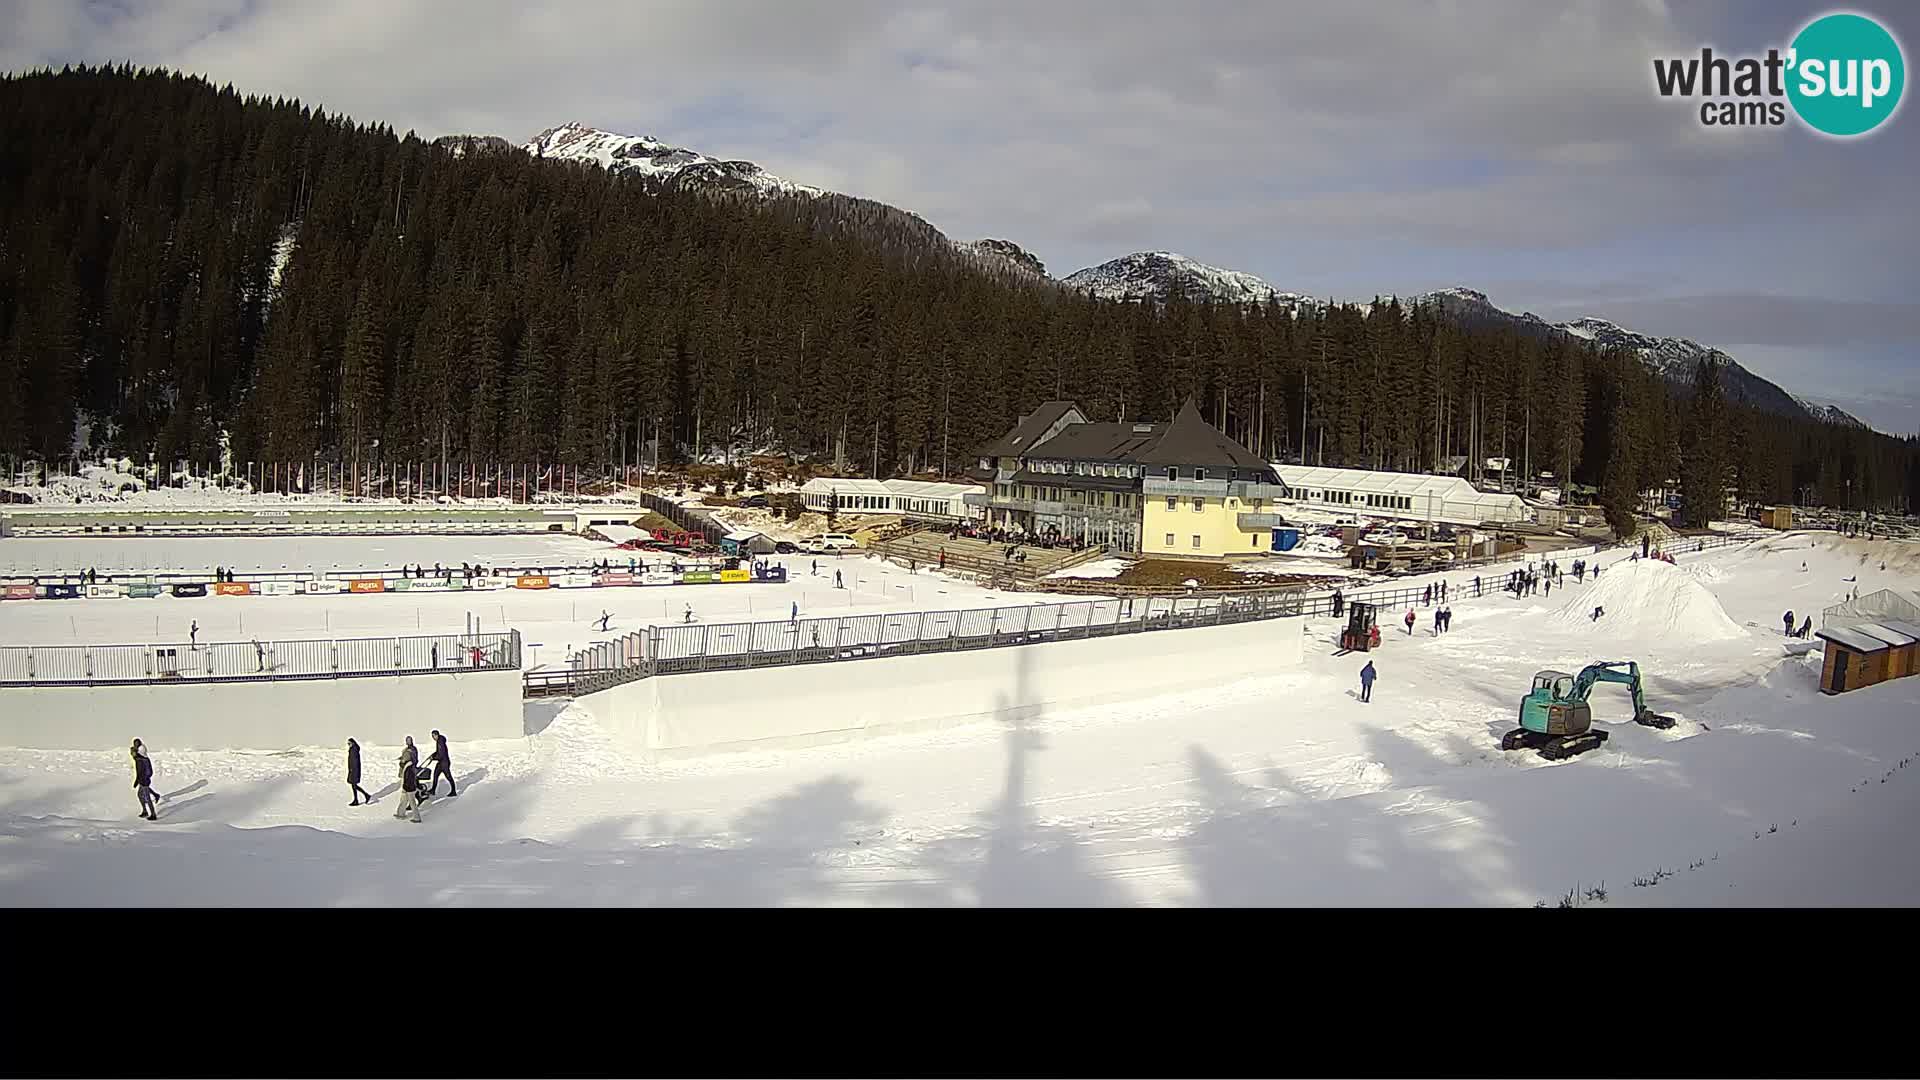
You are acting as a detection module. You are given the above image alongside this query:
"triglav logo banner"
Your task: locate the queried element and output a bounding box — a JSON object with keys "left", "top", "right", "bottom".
{"left": 1653, "top": 10, "right": 1906, "bottom": 136}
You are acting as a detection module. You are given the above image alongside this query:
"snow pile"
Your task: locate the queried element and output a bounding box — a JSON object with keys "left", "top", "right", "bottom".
{"left": 1047, "top": 558, "right": 1130, "bottom": 580}
{"left": 1549, "top": 559, "right": 1745, "bottom": 641}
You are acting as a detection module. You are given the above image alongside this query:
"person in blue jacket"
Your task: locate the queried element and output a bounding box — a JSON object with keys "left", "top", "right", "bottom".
{"left": 1358, "top": 661, "right": 1376, "bottom": 703}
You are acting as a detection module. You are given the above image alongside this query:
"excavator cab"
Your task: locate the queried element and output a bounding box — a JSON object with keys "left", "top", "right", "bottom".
{"left": 1517, "top": 669, "right": 1594, "bottom": 738}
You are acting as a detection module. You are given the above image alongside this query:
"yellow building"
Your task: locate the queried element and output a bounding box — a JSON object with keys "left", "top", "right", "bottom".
{"left": 967, "top": 398, "right": 1288, "bottom": 558}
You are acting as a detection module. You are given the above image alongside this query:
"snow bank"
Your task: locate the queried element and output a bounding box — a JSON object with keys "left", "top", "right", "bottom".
{"left": 1548, "top": 559, "right": 1744, "bottom": 641}
{"left": 1046, "top": 558, "right": 1130, "bottom": 580}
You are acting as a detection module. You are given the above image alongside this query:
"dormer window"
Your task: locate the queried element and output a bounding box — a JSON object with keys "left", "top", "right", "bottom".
{"left": 1166, "top": 467, "right": 1177, "bottom": 481}
{"left": 1195, "top": 468, "right": 1208, "bottom": 482}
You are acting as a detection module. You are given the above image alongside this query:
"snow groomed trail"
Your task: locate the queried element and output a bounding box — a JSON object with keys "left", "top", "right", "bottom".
{"left": 2, "top": 531, "right": 1916, "bottom": 905}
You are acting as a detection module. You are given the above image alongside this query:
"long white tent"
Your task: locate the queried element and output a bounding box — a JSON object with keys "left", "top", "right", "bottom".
{"left": 1272, "top": 465, "right": 1529, "bottom": 526}
{"left": 798, "top": 478, "right": 983, "bottom": 519}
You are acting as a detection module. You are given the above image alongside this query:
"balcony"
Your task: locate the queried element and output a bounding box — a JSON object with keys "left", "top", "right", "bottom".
{"left": 1237, "top": 513, "right": 1288, "bottom": 531}
{"left": 1143, "top": 477, "right": 1290, "bottom": 501}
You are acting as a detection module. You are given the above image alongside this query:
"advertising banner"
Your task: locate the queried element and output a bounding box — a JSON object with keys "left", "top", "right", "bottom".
{"left": 681, "top": 571, "right": 715, "bottom": 584}
{"left": 404, "top": 579, "right": 447, "bottom": 592}
{"left": 3, "top": 584, "right": 37, "bottom": 600}
{"left": 719, "top": 569, "right": 750, "bottom": 583}
{"left": 515, "top": 575, "right": 551, "bottom": 590}
{"left": 304, "top": 580, "right": 347, "bottom": 594}
{"left": 260, "top": 581, "right": 298, "bottom": 596}
{"left": 170, "top": 583, "right": 208, "bottom": 598}
{"left": 215, "top": 582, "right": 253, "bottom": 596}
{"left": 43, "top": 583, "right": 83, "bottom": 599}
{"left": 596, "top": 573, "right": 634, "bottom": 587}
{"left": 443, "top": 578, "right": 470, "bottom": 591}
{"left": 557, "top": 574, "right": 594, "bottom": 589}
{"left": 348, "top": 579, "right": 386, "bottom": 594}
{"left": 641, "top": 571, "right": 676, "bottom": 586}
{"left": 86, "top": 584, "right": 126, "bottom": 599}
{"left": 470, "top": 577, "right": 503, "bottom": 591}
{"left": 126, "top": 584, "right": 162, "bottom": 599}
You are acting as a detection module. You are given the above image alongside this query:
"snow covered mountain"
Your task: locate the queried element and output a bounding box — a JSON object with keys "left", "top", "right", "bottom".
{"left": 1063, "top": 251, "right": 1316, "bottom": 308}
{"left": 968, "top": 238, "right": 1048, "bottom": 278}
{"left": 524, "top": 122, "right": 823, "bottom": 196}
{"left": 1414, "top": 288, "right": 1863, "bottom": 426}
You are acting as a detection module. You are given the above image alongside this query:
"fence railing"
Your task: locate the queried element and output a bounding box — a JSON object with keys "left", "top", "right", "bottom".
{"left": 526, "top": 591, "right": 1307, "bottom": 697}
{"left": 0, "top": 630, "right": 521, "bottom": 687}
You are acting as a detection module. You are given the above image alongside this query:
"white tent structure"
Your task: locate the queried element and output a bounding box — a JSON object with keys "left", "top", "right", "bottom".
{"left": 1272, "top": 465, "right": 1529, "bottom": 526}
{"left": 798, "top": 478, "right": 983, "bottom": 519}
{"left": 1822, "top": 588, "right": 1920, "bottom": 629}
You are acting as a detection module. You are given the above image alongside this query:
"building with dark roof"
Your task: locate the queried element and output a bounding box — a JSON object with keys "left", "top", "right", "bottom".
{"left": 965, "top": 398, "right": 1290, "bottom": 556}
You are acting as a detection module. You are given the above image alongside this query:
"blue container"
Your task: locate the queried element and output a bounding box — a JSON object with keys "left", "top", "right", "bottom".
{"left": 1273, "top": 528, "right": 1302, "bottom": 552}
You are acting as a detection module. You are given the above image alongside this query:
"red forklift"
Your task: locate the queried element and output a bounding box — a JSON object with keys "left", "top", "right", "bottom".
{"left": 1339, "top": 601, "right": 1381, "bottom": 652}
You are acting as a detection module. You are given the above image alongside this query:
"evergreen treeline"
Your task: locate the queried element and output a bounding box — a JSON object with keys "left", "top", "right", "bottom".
{"left": 2, "top": 65, "right": 1916, "bottom": 522}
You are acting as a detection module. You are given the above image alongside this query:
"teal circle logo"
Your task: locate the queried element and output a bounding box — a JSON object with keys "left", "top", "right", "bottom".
{"left": 1787, "top": 12, "right": 1905, "bottom": 136}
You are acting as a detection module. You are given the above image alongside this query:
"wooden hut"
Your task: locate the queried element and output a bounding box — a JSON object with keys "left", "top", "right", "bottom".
{"left": 1816, "top": 622, "right": 1919, "bottom": 694}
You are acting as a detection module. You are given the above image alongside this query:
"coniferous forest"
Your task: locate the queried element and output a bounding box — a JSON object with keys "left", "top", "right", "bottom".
{"left": 3, "top": 66, "right": 1916, "bottom": 521}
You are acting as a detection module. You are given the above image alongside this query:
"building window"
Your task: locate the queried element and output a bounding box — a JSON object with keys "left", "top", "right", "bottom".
{"left": 1166, "top": 496, "right": 1177, "bottom": 511}
{"left": 1192, "top": 534, "right": 1202, "bottom": 549}
{"left": 1191, "top": 497, "right": 1204, "bottom": 512}
{"left": 1165, "top": 533, "right": 1175, "bottom": 546}
{"left": 1166, "top": 467, "right": 1177, "bottom": 481}
{"left": 1195, "top": 468, "right": 1207, "bottom": 481}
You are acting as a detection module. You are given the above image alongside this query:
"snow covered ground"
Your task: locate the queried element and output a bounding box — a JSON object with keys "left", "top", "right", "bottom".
{"left": 2, "top": 531, "right": 1917, "bottom": 905}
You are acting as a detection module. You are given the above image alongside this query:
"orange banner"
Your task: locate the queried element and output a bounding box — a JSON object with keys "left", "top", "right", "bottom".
{"left": 348, "top": 579, "right": 386, "bottom": 594}
{"left": 214, "top": 581, "right": 254, "bottom": 596}
{"left": 515, "top": 575, "right": 551, "bottom": 590}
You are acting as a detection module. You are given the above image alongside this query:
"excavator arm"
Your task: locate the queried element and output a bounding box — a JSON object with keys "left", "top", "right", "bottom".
{"left": 1568, "top": 661, "right": 1666, "bottom": 727}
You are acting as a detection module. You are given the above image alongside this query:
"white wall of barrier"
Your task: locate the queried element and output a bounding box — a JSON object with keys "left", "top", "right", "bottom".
{"left": 0, "top": 666, "right": 526, "bottom": 750}
{"left": 575, "top": 616, "right": 1304, "bottom": 759}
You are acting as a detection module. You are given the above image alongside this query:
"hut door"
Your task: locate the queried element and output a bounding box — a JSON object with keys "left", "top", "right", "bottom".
{"left": 1830, "top": 651, "right": 1849, "bottom": 693}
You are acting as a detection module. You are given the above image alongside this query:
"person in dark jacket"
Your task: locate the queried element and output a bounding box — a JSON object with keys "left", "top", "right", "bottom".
{"left": 1783, "top": 610, "right": 1795, "bottom": 636}
{"left": 394, "top": 759, "right": 423, "bottom": 823}
{"left": 347, "top": 738, "right": 372, "bottom": 805}
{"left": 1358, "top": 661, "right": 1376, "bottom": 703}
{"left": 399, "top": 735, "right": 419, "bottom": 779}
{"left": 132, "top": 738, "right": 158, "bottom": 820}
{"left": 426, "top": 730, "right": 457, "bottom": 796}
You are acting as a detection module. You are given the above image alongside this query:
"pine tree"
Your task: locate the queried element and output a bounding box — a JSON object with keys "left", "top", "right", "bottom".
{"left": 1680, "top": 357, "right": 1729, "bottom": 526}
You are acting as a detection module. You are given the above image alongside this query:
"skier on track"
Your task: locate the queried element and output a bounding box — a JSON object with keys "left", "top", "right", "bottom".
{"left": 347, "top": 738, "right": 372, "bottom": 806}
{"left": 132, "top": 738, "right": 158, "bottom": 821}
{"left": 597, "top": 610, "right": 613, "bottom": 632}
{"left": 683, "top": 603, "right": 695, "bottom": 624}
{"left": 1591, "top": 605, "right": 1605, "bottom": 622}
{"left": 1358, "top": 661, "right": 1376, "bottom": 703}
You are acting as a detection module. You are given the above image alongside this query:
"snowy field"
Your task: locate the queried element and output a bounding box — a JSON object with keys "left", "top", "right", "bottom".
{"left": 0, "top": 534, "right": 1096, "bottom": 670}
{"left": 2, "top": 531, "right": 1918, "bottom": 905}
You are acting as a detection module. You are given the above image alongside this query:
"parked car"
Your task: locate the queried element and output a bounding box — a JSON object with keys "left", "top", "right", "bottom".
{"left": 802, "top": 533, "right": 859, "bottom": 553}
{"left": 773, "top": 540, "right": 800, "bottom": 554}
{"left": 740, "top": 494, "right": 770, "bottom": 509}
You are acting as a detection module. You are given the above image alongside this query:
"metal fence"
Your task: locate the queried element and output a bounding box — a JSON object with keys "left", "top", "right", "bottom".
{"left": 529, "top": 591, "right": 1307, "bottom": 696}
{"left": 0, "top": 630, "right": 520, "bottom": 686}
{"left": 526, "top": 527, "right": 1772, "bottom": 697}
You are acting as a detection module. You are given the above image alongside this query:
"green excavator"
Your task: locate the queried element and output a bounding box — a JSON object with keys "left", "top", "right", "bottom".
{"left": 1502, "top": 661, "right": 1678, "bottom": 761}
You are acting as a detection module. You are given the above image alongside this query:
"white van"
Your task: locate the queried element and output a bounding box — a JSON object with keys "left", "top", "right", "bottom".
{"left": 803, "top": 533, "right": 859, "bottom": 553}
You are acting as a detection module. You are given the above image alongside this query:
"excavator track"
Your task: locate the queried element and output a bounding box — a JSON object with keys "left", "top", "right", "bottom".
{"left": 1634, "top": 711, "right": 1678, "bottom": 731}
{"left": 1501, "top": 728, "right": 1610, "bottom": 761}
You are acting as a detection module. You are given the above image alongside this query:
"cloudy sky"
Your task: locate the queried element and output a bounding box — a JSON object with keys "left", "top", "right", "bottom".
{"left": 8, "top": 0, "right": 1918, "bottom": 431}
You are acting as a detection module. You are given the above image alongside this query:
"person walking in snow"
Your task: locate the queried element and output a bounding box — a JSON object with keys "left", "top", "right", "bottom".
{"left": 394, "top": 759, "right": 423, "bottom": 823}
{"left": 1442, "top": 606, "right": 1453, "bottom": 633}
{"left": 790, "top": 600, "right": 798, "bottom": 621}
{"left": 834, "top": 569, "right": 844, "bottom": 589}
{"left": 131, "top": 738, "right": 158, "bottom": 821}
{"left": 1590, "top": 605, "right": 1604, "bottom": 622}
{"left": 1797, "top": 615, "right": 1812, "bottom": 638}
{"left": 398, "top": 735, "right": 419, "bottom": 781}
{"left": 1358, "top": 660, "right": 1376, "bottom": 703}
{"left": 347, "top": 738, "right": 372, "bottom": 805}
{"left": 189, "top": 620, "right": 199, "bottom": 649}
{"left": 1543, "top": 576, "right": 1551, "bottom": 599}
{"left": 1331, "top": 589, "right": 1345, "bottom": 618}
{"left": 252, "top": 638, "right": 265, "bottom": 672}
{"left": 1783, "top": 610, "right": 1795, "bottom": 636}
{"left": 597, "top": 610, "right": 612, "bottom": 632}
{"left": 426, "top": 730, "right": 457, "bottom": 797}
{"left": 811, "top": 559, "right": 819, "bottom": 576}
{"left": 1432, "top": 608, "right": 1442, "bottom": 636}
{"left": 683, "top": 603, "right": 695, "bottom": 624}
{"left": 1404, "top": 609, "right": 1415, "bottom": 636}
